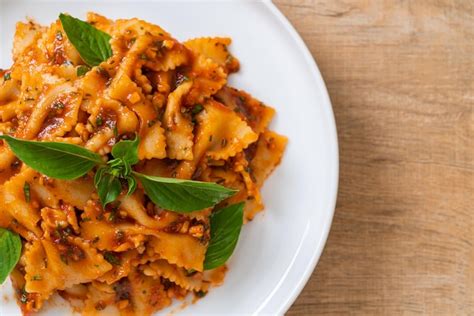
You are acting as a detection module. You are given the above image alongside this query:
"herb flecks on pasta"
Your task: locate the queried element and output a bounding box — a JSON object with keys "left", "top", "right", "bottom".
{"left": 0, "top": 12, "right": 287, "bottom": 315}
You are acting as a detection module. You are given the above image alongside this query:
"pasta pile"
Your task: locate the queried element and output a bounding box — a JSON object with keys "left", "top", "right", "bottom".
{"left": 0, "top": 13, "right": 287, "bottom": 315}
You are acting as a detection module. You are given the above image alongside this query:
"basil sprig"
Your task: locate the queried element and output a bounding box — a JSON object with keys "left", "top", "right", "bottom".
{"left": 94, "top": 137, "right": 141, "bottom": 207}
{"left": 59, "top": 13, "right": 113, "bottom": 67}
{"left": 0, "top": 228, "right": 21, "bottom": 284}
{"left": 0, "top": 135, "right": 236, "bottom": 212}
{"left": 204, "top": 203, "right": 244, "bottom": 270}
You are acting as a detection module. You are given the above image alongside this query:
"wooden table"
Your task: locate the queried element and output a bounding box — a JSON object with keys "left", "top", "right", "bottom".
{"left": 275, "top": 1, "right": 474, "bottom": 315}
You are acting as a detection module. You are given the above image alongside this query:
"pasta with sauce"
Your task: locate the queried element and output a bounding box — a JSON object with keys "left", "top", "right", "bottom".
{"left": 0, "top": 13, "right": 287, "bottom": 315}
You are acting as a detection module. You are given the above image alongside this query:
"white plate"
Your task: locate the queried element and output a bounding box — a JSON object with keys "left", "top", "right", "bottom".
{"left": 0, "top": 0, "right": 338, "bottom": 315}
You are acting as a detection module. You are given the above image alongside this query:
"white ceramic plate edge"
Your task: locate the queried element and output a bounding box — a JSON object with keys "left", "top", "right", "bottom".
{"left": 262, "top": 1, "right": 339, "bottom": 314}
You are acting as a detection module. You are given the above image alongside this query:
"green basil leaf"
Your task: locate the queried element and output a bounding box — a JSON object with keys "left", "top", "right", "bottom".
{"left": 191, "top": 104, "right": 204, "bottom": 115}
{"left": 94, "top": 166, "right": 108, "bottom": 187}
{"left": 0, "top": 228, "right": 22, "bottom": 284}
{"left": 0, "top": 135, "right": 103, "bottom": 180}
{"left": 59, "top": 13, "right": 112, "bottom": 67}
{"left": 134, "top": 173, "right": 237, "bottom": 213}
{"left": 107, "top": 158, "right": 122, "bottom": 170}
{"left": 126, "top": 176, "right": 137, "bottom": 196}
{"left": 96, "top": 173, "right": 122, "bottom": 207}
{"left": 111, "top": 136, "right": 139, "bottom": 166}
{"left": 204, "top": 203, "right": 244, "bottom": 270}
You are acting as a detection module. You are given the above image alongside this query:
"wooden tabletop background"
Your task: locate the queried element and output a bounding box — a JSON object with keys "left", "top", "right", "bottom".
{"left": 275, "top": 1, "right": 474, "bottom": 315}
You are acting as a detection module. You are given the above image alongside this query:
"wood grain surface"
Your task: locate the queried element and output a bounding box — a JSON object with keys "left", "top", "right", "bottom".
{"left": 274, "top": 1, "right": 474, "bottom": 315}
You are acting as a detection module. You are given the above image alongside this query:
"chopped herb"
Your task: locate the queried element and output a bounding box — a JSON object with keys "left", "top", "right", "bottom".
{"left": 23, "top": 182, "right": 30, "bottom": 203}
{"left": 92, "top": 236, "right": 100, "bottom": 244}
{"left": 96, "top": 116, "right": 103, "bottom": 127}
{"left": 3, "top": 73, "right": 11, "bottom": 81}
{"left": 82, "top": 217, "right": 91, "bottom": 222}
{"left": 194, "top": 290, "right": 207, "bottom": 298}
{"left": 60, "top": 254, "right": 69, "bottom": 265}
{"left": 140, "top": 53, "right": 148, "bottom": 60}
{"left": 221, "top": 138, "right": 228, "bottom": 148}
{"left": 31, "top": 275, "right": 42, "bottom": 281}
{"left": 129, "top": 38, "right": 136, "bottom": 45}
{"left": 77, "top": 65, "right": 90, "bottom": 77}
{"left": 185, "top": 269, "right": 197, "bottom": 276}
{"left": 113, "top": 125, "right": 119, "bottom": 137}
{"left": 147, "top": 119, "right": 156, "bottom": 127}
{"left": 191, "top": 104, "right": 204, "bottom": 115}
{"left": 103, "top": 251, "right": 121, "bottom": 265}
{"left": 238, "top": 96, "right": 246, "bottom": 103}
{"left": 53, "top": 101, "right": 65, "bottom": 110}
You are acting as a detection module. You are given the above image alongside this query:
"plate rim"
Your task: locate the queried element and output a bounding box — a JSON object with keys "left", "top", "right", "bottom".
{"left": 262, "top": 1, "right": 339, "bottom": 314}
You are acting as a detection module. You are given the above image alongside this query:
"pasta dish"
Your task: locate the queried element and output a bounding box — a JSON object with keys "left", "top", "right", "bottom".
{"left": 0, "top": 12, "right": 286, "bottom": 315}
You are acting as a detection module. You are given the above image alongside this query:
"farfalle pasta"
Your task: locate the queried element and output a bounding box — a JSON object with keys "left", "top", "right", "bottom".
{"left": 0, "top": 12, "right": 287, "bottom": 315}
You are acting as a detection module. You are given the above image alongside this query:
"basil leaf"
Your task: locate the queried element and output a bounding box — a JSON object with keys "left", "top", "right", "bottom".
{"left": 0, "top": 228, "right": 22, "bottom": 284}
{"left": 0, "top": 135, "right": 103, "bottom": 180}
{"left": 111, "top": 136, "right": 139, "bottom": 166}
{"left": 204, "top": 203, "right": 244, "bottom": 270}
{"left": 126, "top": 176, "right": 137, "bottom": 196}
{"left": 96, "top": 173, "right": 122, "bottom": 207}
{"left": 134, "top": 173, "right": 237, "bottom": 213}
{"left": 59, "top": 13, "right": 112, "bottom": 66}
{"left": 94, "top": 166, "right": 108, "bottom": 187}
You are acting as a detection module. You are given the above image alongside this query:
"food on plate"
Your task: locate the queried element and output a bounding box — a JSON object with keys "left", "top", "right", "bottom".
{"left": 0, "top": 12, "right": 287, "bottom": 315}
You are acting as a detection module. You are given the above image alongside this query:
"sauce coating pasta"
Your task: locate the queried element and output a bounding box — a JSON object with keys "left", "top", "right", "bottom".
{"left": 0, "top": 13, "right": 287, "bottom": 315}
